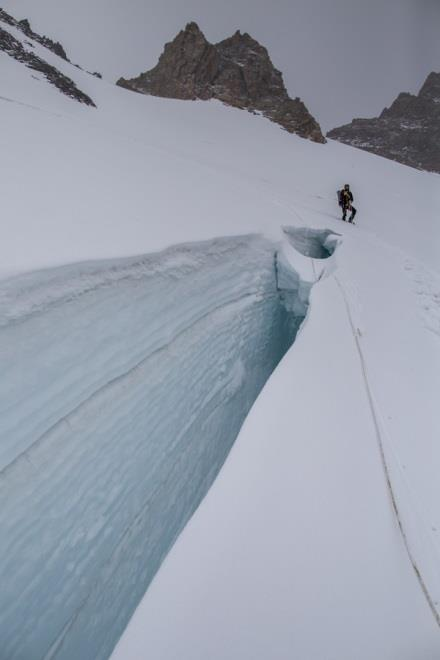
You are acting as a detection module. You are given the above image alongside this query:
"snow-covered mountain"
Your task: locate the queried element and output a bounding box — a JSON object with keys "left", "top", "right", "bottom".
{"left": 1, "top": 10, "right": 440, "bottom": 660}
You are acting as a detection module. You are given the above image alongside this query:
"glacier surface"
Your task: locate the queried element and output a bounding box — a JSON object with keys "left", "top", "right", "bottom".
{"left": 0, "top": 234, "right": 310, "bottom": 660}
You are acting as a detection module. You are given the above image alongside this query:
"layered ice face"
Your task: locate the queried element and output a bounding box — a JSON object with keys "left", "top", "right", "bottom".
{"left": 0, "top": 235, "right": 309, "bottom": 660}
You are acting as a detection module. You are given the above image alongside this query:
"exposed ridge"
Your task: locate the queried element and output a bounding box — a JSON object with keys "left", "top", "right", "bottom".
{"left": 0, "top": 8, "right": 96, "bottom": 107}
{"left": 117, "top": 23, "right": 325, "bottom": 143}
{"left": 327, "top": 72, "right": 440, "bottom": 173}
{"left": 0, "top": 8, "right": 68, "bottom": 60}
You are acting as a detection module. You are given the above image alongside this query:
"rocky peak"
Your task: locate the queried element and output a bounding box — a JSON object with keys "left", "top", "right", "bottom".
{"left": 171, "top": 21, "right": 210, "bottom": 54}
{"left": 327, "top": 71, "right": 440, "bottom": 173}
{"left": 419, "top": 71, "right": 440, "bottom": 103}
{"left": 213, "top": 30, "right": 286, "bottom": 106}
{"left": 184, "top": 21, "right": 204, "bottom": 36}
{"left": 117, "top": 24, "right": 325, "bottom": 143}
{"left": 120, "top": 21, "right": 218, "bottom": 101}
{"left": 224, "top": 29, "right": 260, "bottom": 47}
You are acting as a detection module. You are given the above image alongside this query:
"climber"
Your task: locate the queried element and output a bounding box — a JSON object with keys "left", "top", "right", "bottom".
{"left": 338, "top": 184, "right": 357, "bottom": 223}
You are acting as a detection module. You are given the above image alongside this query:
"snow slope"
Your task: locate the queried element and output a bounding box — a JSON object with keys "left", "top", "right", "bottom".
{"left": 1, "top": 26, "right": 438, "bottom": 278}
{"left": 113, "top": 245, "right": 440, "bottom": 660}
{"left": 1, "top": 16, "right": 440, "bottom": 660}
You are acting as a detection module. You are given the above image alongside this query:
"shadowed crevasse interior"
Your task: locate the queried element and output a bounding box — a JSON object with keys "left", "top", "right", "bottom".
{"left": 0, "top": 234, "right": 316, "bottom": 660}
{"left": 283, "top": 226, "right": 339, "bottom": 259}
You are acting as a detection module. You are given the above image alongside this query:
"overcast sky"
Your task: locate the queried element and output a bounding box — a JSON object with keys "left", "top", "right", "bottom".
{"left": 4, "top": 0, "right": 440, "bottom": 129}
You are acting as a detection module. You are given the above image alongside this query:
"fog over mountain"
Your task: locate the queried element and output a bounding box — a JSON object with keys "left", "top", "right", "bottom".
{"left": 3, "top": 0, "right": 439, "bottom": 130}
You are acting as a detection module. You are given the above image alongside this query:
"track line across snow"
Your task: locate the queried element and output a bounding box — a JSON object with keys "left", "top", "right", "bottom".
{"left": 334, "top": 274, "right": 440, "bottom": 627}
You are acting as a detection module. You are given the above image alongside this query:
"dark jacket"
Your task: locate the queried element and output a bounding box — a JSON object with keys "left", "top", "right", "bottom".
{"left": 339, "top": 189, "right": 353, "bottom": 208}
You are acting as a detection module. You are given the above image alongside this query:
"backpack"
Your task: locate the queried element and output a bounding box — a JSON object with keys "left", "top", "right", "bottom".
{"left": 337, "top": 190, "right": 343, "bottom": 207}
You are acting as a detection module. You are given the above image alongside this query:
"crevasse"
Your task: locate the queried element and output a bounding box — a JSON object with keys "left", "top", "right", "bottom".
{"left": 0, "top": 234, "right": 312, "bottom": 660}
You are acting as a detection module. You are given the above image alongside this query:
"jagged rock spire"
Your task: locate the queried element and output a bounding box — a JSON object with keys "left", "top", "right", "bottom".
{"left": 117, "top": 24, "right": 325, "bottom": 143}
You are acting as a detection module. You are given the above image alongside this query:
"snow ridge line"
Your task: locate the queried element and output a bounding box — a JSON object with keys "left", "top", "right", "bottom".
{"left": 0, "top": 235, "right": 260, "bottom": 327}
{"left": 334, "top": 274, "right": 440, "bottom": 627}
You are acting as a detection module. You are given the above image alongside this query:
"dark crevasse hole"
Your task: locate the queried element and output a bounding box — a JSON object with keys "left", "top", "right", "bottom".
{"left": 283, "top": 226, "right": 339, "bottom": 259}
{"left": 0, "top": 235, "right": 310, "bottom": 660}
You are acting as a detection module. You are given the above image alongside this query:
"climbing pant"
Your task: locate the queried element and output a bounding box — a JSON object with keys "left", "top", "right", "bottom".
{"left": 342, "top": 205, "right": 357, "bottom": 223}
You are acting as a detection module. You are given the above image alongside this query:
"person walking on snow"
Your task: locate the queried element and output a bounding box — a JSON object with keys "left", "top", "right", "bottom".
{"left": 339, "top": 184, "right": 357, "bottom": 223}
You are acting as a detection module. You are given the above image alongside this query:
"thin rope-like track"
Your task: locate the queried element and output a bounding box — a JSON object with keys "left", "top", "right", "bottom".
{"left": 334, "top": 274, "right": 440, "bottom": 627}
{"left": 285, "top": 195, "right": 437, "bottom": 621}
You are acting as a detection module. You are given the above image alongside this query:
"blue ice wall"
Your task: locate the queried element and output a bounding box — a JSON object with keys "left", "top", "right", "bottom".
{"left": 0, "top": 236, "right": 307, "bottom": 659}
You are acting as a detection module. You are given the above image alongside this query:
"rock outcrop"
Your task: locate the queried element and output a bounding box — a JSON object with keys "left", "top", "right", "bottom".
{"left": 0, "top": 9, "right": 68, "bottom": 60}
{"left": 327, "top": 72, "right": 440, "bottom": 173}
{"left": 117, "top": 22, "right": 325, "bottom": 143}
{"left": 0, "top": 9, "right": 96, "bottom": 107}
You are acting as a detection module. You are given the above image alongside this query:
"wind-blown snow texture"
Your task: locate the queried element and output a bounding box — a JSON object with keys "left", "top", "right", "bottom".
{"left": 0, "top": 235, "right": 306, "bottom": 660}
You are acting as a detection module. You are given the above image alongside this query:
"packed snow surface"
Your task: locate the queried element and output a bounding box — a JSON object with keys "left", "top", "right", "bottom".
{"left": 1, "top": 17, "right": 440, "bottom": 660}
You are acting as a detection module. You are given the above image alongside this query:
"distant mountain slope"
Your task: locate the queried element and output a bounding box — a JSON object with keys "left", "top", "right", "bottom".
{"left": 0, "top": 8, "right": 96, "bottom": 106}
{"left": 117, "top": 22, "right": 325, "bottom": 143}
{"left": 0, "top": 8, "right": 68, "bottom": 59}
{"left": 327, "top": 72, "right": 440, "bottom": 173}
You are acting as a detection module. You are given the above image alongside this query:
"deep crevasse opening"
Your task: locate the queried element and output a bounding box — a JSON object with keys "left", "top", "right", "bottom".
{"left": 282, "top": 226, "right": 339, "bottom": 259}
{"left": 0, "top": 234, "right": 319, "bottom": 660}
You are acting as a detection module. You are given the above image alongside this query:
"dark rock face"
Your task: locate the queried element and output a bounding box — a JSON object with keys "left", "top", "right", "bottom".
{"left": 117, "top": 23, "right": 325, "bottom": 143}
{"left": 327, "top": 72, "right": 440, "bottom": 173}
{"left": 0, "top": 9, "right": 68, "bottom": 60}
{"left": 17, "top": 17, "right": 68, "bottom": 60}
{"left": 0, "top": 10, "right": 95, "bottom": 107}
